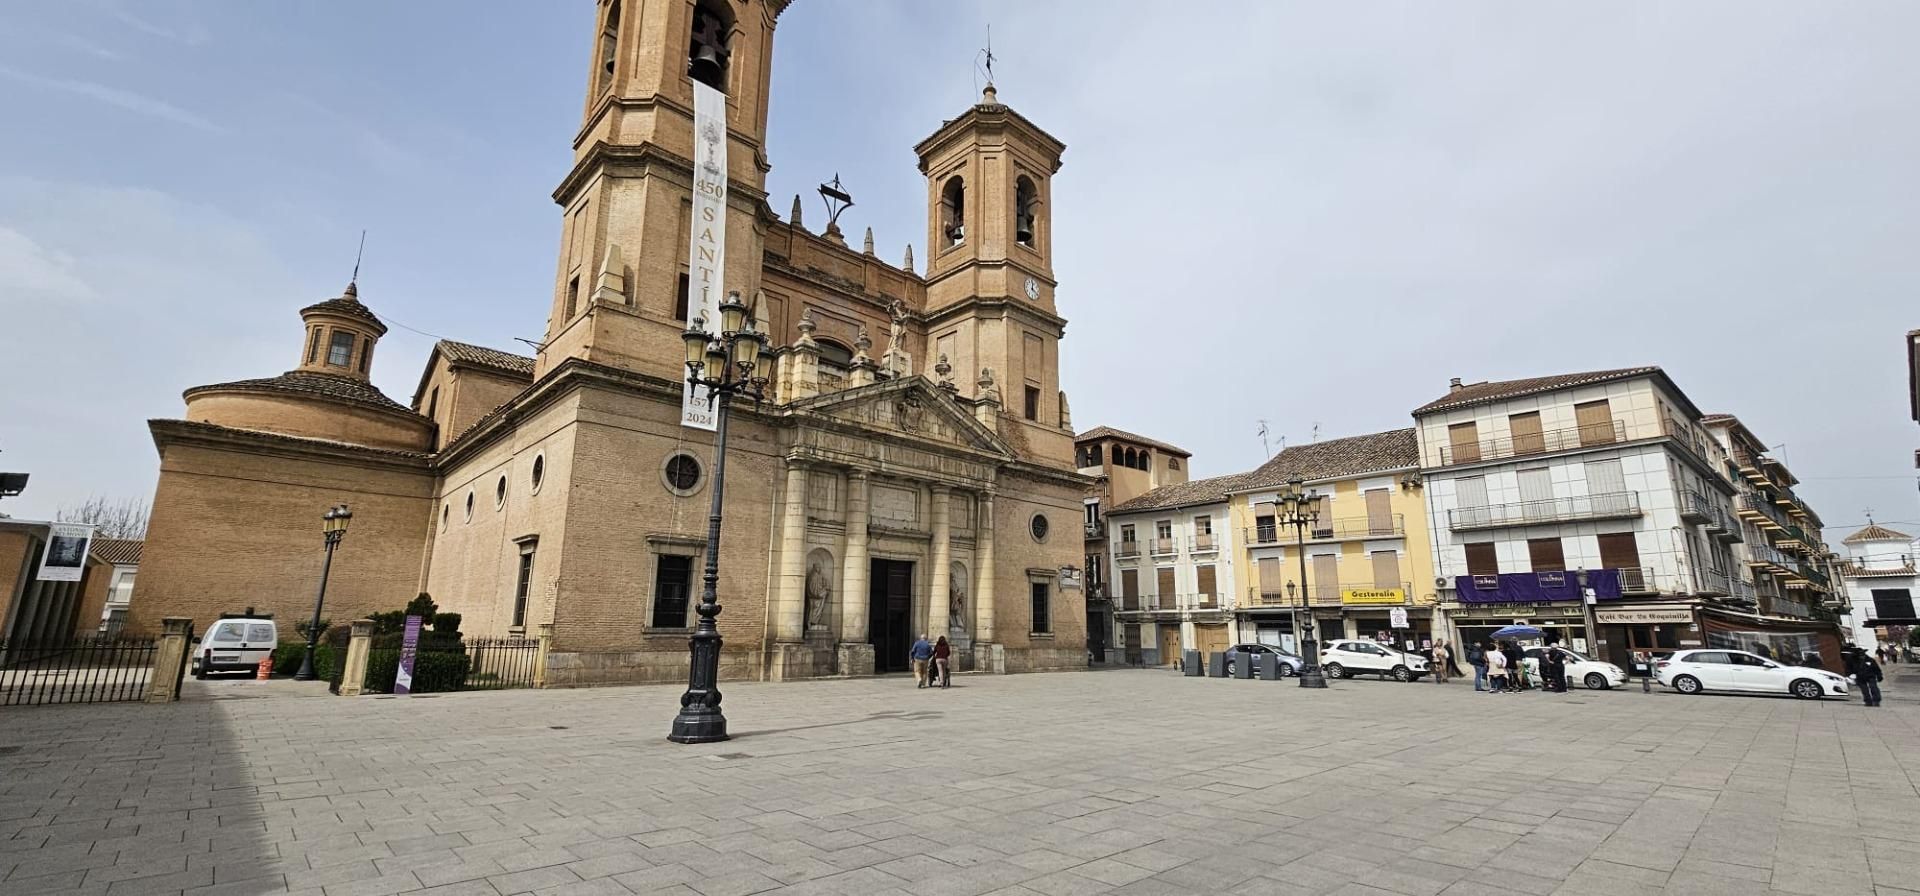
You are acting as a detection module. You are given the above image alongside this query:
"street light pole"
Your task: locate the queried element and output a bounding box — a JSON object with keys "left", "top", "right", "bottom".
{"left": 669, "top": 291, "right": 770, "bottom": 745}
{"left": 296, "top": 504, "right": 352, "bottom": 681}
{"left": 1274, "top": 477, "right": 1327, "bottom": 689}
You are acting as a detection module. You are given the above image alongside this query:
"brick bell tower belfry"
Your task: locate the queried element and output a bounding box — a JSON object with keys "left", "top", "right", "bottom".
{"left": 536, "top": 0, "right": 788, "bottom": 379}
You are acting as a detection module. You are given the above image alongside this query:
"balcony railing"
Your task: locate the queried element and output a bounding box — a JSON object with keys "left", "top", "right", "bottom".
{"left": 1083, "top": 520, "right": 1105, "bottom": 539}
{"left": 1731, "top": 577, "right": 1757, "bottom": 603}
{"left": 1155, "top": 594, "right": 1177, "bottom": 611}
{"left": 1116, "top": 541, "right": 1141, "bottom": 558}
{"left": 1245, "top": 515, "right": 1405, "bottom": 546}
{"left": 1448, "top": 492, "right": 1641, "bottom": 531}
{"left": 1150, "top": 538, "right": 1179, "bottom": 556}
{"left": 1437, "top": 420, "right": 1627, "bottom": 466}
{"left": 1736, "top": 494, "right": 1793, "bottom": 530}
{"left": 1190, "top": 533, "right": 1219, "bottom": 553}
{"left": 1681, "top": 490, "right": 1715, "bottom": 524}
{"left": 1699, "top": 567, "right": 1730, "bottom": 596}
{"left": 1745, "top": 541, "right": 1790, "bottom": 568}
{"left": 1661, "top": 416, "right": 1729, "bottom": 484}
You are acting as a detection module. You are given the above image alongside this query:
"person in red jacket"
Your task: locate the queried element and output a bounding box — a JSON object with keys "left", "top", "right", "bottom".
{"left": 933, "top": 636, "right": 953, "bottom": 689}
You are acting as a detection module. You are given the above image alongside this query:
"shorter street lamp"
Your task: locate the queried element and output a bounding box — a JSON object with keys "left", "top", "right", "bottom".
{"left": 296, "top": 504, "right": 352, "bottom": 681}
{"left": 669, "top": 291, "right": 771, "bottom": 744}
{"left": 1273, "top": 478, "right": 1327, "bottom": 689}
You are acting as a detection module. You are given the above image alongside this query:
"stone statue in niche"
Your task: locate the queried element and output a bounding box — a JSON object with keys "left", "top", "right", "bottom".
{"left": 949, "top": 562, "right": 969, "bottom": 632}
{"left": 805, "top": 551, "right": 833, "bottom": 630}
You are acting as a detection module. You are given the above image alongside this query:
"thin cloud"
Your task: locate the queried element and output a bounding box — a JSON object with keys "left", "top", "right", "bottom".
{"left": 0, "top": 65, "right": 226, "bottom": 134}
{"left": 0, "top": 227, "right": 93, "bottom": 302}
{"left": 105, "top": 5, "right": 211, "bottom": 46}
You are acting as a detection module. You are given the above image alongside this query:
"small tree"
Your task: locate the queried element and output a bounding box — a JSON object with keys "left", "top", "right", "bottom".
{"left": 56, "top": 495, "right": 150, "bottom": 540}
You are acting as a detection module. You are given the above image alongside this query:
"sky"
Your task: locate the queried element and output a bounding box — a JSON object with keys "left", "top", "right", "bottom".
{"left": 2, "top": 1, "right": 1918, "bottom": 539}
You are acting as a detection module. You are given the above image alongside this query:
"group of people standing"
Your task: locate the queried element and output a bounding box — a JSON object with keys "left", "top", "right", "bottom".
{"left": 909, "top": 634, "right": 952, "bottom": 689}
{"left": 1447, "top": 639, "right": 1574, "bottom": 693}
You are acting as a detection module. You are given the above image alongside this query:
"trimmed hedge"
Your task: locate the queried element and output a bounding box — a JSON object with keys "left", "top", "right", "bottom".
{"left": 271, "top": 642, "right": 340, "bottom": 679}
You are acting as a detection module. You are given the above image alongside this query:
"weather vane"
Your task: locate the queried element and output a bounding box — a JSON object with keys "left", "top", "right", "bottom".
{"left": 817, "top": 174, "right": 853, "bottom": 237}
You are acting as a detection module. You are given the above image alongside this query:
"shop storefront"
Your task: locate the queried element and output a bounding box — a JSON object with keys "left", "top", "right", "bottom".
{"left": 1443, "top": 602, "right": 1592, "bottom": 654}
{"left": 1698, "top": 609, "right": 1844, "bottom": 672}
{"left": 1593, "top": 604, "right": 1698, "bottom": 673}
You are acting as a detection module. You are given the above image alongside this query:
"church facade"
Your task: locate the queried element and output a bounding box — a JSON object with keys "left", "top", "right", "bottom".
{"left": 128, "top": 0, "right": 1091, "bottom": 685}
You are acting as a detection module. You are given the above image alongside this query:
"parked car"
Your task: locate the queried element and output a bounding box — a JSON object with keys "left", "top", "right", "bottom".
{"left": 1522, "top": 646, "right": 1628, "bottom": 690}
{"left": 1221, "top": 643, "right": 1304, "bottom": 677}
{"left": 1655, "top": 649, "right": 1849, "bottom": 699}
{"left": 191, "top": 616, "right": 278, "bottom": 678}
{"left": 1320, "top": 639, "right": 1429, "bottom": 681}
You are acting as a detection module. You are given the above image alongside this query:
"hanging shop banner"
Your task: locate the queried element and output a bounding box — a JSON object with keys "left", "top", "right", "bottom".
{"left": 395, "top": 615, "right": 423, "bottom": 696}
{"left": 680, "top": 79, "right": 729, "bottom": 431}
{"left": 36, "top": 523, "right": 93, "bottom": 582}
{"left": 1595, "top": 608, "right": 1693, "bottom": 625}
{"left": 1342, "top": 587, "right": 1405, "bottom": 606}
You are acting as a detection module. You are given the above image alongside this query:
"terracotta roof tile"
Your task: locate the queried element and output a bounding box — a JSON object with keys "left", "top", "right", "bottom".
{"left": 436, "top": 340, "right": 535, "bottom": 378}
{"left": 1414, "top": 367, "right": 1661, "bottom": 415}
{"left": 92, "top": 538, "right": 142, "bottom": 565}
{"left": 186, "top": 371, "right": 415, "bottom": 414}
{"left": 1843, "top": 523, "right": 1913, "bottom": 544}
{"left": 1074, "top": 426, "right": 1191, "bottom": 457}
{"left": 1239, "top": 428, "right": 1418, "bottom": 489}
{"left": 1110, "top": 473, "right": 1249, "bottom": 514}
{"left": 299, "top": 283, "right": 388, "bottom": 335}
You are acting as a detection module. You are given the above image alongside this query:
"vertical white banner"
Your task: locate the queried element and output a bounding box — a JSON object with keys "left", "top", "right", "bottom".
{"left": 37, "top": 523, "right": 93, "bottom": 582}
{"left": 681, "top": 79, "right": 728, "bottom": 431}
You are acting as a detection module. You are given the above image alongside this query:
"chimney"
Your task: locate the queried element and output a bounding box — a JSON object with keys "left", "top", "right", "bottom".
{"left": 1448, "top": 377, "right": 1464, "bottom": 393}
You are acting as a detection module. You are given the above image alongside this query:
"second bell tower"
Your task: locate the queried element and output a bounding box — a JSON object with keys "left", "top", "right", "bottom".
{"left": 536, "top": 0, "right": 789, "bottom": 379}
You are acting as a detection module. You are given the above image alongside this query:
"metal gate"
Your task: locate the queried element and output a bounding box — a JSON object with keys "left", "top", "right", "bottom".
{"left": 1, "top": 637, "right": 158, "bottom": 706}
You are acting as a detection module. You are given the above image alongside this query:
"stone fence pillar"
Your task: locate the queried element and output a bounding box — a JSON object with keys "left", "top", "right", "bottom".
{"left": 533, "top": 623, "right": 554, "bottom": 689}
{"left": 337, "top": 620, "right": 373, "bottom": 696}
{"left": 145, "top": 617, "right": 192, "bottom": 704}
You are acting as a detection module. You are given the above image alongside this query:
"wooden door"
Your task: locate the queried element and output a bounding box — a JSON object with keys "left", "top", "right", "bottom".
{"left": 1464, "top": 542, "right": 1499, "bottom": 576}
{"left": 867, "top": 560, "right": 914, "bottom": 673}
{"left": 1575, "top": 400, "right": 1615, "bottom": 445}
{"left": 1528, "top": 538, "right": 1566, "bottom": 572}
{"left": 1124, "top": 624, "right": 1143, "bottom": 663}
{"left": 1195, "top": 565, "right": 1217, "bottom": 607}
{"left": 1257, "top": 557, "right": 1282, "bottom": 603}
{"left": 1312, "top": 554, "right": 1339, "bottom": 604}
{"left": 1119, "top": 568, "right": 1139, "bottom": 611}
{"left": 1365, "top": 489, "right": 1393, "bottom": 535}
{"left": 1157, "top": 626, "right": 1180, "bottom": 665}
{"left": 1448, "top": 421, "right": 1481, "bottom": 463}
{"left": 1519, "top": 468, "right": 1553, "bottom": 521}
{"left": 1509, "top": 411, "right": 1545, "bottom": 455}
{"left": 1370, "top": 550, "right": 1399, "bottom": 589}
{"left": 1598, "top": 532, "right": 1642, "bottom": 569}
{"left": 1156, "top": 567, "right": 1177, "bottom": 610}
{"left": 1195, "top": 624, "right": 1229, "bottom": 656}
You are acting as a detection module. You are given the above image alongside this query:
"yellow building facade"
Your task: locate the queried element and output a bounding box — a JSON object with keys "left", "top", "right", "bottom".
{"left": 1224, "top": 429, "right": 1442, "bottom": 651}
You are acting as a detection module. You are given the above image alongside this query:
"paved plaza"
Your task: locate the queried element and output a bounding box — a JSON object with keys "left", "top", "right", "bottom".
{"left": 3, "top": 667, "right": 1919, "bottom": 896}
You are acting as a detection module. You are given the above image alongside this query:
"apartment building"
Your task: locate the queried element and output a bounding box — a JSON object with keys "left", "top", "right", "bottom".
{"left": 1075, "top": 427, "right": 1191, "bottom": 663}
{"left": 1106, "top": 476, "right": 1239, "bottom": 665}
{"left": 1701, "top": 415, "right": 1841, "bottom": 622}
{"left": 1414, "top": 368, "right": 1783, "bottom": 667}
{"left": 1838, "top": 522, "right": 1918, "bottom": 652}
{"left": 1223, "top": 429, "right": 1436, "bottom": 652}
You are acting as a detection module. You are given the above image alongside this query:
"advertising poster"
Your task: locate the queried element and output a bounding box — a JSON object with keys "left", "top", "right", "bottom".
{"left": 681, "top": 78, "right": 728, "bottom": 431}
{"left": 36, "top": 523, "right": 93, "bottom": 582}
{"left": 395, "top": 615, "right": 422, "bottom": 695}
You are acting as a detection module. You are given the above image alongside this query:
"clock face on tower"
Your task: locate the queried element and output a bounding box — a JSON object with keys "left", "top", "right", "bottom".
{"left": 1024, "top": 277, "right": 1040, "bottom": 300}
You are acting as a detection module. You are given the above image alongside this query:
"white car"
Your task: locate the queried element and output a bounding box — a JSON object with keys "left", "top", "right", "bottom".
{"left": 1655, "top": 649, "right": 1849, "bottom": 699}
{"left": 191, "top": 615, "right": 279, "bottom": 677}
{"left": 1522, "top": 646, "right": 1628, "bottom": 690}
{"left": 1320, "top": 639, "right": 1429, "bottom": 682}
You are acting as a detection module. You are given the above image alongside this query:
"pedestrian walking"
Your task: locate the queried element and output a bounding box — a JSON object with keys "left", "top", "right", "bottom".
{"left": 933, "top": 635, "right": 952, "bottom": 688}
{"left": 1541, "top": 647, "right": 1566, "bottom": 693}
{"left": 1856, "top": 649, "right": 1885, "bottom": 707}
{"left": 909, "top": 634, "right": 934, "bottom": 688}
{"left": 1502, "top": 641, "right": 1526, "bottom": 692}
{"left": 1486, "top": 644, "right": 1508, "bottom": 694}
{"left": 1468, "top": 641, "right": 1488, "bottom": 691}
{"left": 1431, "top": 641, "right": 1450, "bottom": 684}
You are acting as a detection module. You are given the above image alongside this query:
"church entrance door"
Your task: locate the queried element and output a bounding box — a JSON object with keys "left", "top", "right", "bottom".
{"left": 869, "top": 559, "right": 915, "bottom": 673}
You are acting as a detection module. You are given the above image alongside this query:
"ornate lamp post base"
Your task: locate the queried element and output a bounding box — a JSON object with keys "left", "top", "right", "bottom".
{"left": 668, "top": 627, "right": 729, "bottom": 743}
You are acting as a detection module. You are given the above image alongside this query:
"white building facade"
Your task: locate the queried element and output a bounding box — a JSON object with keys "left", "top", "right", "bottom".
{"left": 1107, "top": 479, "right": 1239, "bottom": 666}
{"left": 1838, "top": 523, "right": 1919, "bottom": 652}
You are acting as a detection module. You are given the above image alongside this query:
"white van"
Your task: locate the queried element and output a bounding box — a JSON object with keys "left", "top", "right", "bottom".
{"left": 192, "top": 616, "right": 279, "bottom": 677}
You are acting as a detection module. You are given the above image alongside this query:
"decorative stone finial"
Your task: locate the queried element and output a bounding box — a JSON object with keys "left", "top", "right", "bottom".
{"left": 854, "top": 323, "right": 872, "bottom": 358}
{"left": 935, "top": 354, "right": 957, "bottom": 393}
{"left": 591, "top": 242, "right": 627, "bottom": 307}
{"left": 790, "top": 194, "right": 804, "bottom": 228}
{"left": 863, "top": 227, "right": 874, "bottom": 255}
{"left": 343, "top": 281, "right": 359, "bottom": 299}
{"left": 795, "top": 308, "right": 818, "bottom": 349}
{"left": 978, "top": 367, "right": 1001, "bottom": 404}
{"left": 751, "top": 289, "right": 768, "bottom": 330}
{"left": 902, "top": 244, "right": 914, "bottom": 273}
{"left": 982, "top": 85, "right": 998, "bottom": 105}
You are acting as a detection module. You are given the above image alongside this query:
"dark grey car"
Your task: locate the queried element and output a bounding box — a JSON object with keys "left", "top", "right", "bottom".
{"left": 1222, "top": 643, "right": 1304, "bottom": 677}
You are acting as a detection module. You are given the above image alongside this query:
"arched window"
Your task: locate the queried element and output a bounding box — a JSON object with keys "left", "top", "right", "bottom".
{"left": 940, "top": 176, "right": 965, "bottom": 247}
{"left": 1015, "top": 175, "right": 1038, "bottom": 248}
{"left": 688, "top": 0, "right": 733, "bottom": 92}
{"left": 817, "top": 338, "right": 853, "bottom": 390}
{"left": 598, "top": 0, "right": 621, "bottom": 94}
{"left": 1123, "top": 447, "right": 1137, "bottom": 469}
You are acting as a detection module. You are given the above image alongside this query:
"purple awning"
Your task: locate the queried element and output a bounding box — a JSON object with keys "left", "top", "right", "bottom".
{"left": 1455, "top": 568, "right": 1625, "bottom": 604}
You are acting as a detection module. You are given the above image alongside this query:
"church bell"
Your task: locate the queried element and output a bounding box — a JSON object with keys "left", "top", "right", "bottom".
{"left": 1015, "top": 213, "right": 1034, "bottom": 245}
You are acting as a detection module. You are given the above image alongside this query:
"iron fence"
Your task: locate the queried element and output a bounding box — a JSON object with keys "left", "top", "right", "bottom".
{"left": 0, "top": 637, "right": 157, "bottom": 706}
{"left": 352, "top": 637, "right": 540, "bottom": 694}
{"left": 462, "top": 638, "right": 540, "bottom": 690}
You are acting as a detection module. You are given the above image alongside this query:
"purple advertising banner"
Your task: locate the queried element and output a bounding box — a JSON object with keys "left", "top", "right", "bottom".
{"left": 395, "top": 615, "right": 423, "bottom": 695}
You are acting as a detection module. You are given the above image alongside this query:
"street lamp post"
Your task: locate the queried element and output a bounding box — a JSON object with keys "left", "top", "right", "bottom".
{"left": 669, "top": 291, "right": 770, "bottom": 745}
{"left": 1273, "top": 477, "right": 1327, "bottom": 688}
{"left": 296, "top": 504, "right": 352, "bottom": 681}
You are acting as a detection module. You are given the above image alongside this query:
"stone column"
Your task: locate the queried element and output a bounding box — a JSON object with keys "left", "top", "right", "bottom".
{"left": 145, "top": 617, "right": 192, "bottom": 704}
{"left": 531, "top": 622, "right": 554, "bottom": 689}
{"left": 840, "top": 471, "right": 871, "bottom": 642}
{"left": 927, "top": 487, "right": 952, "bottom": 638}
{"left": 975, "top": 493, "right": 997, "bottom": 644}
{"left": 775, "top": 460, "right": 810, "bottom": 643}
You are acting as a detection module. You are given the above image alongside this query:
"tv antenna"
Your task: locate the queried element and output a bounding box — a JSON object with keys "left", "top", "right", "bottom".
{"left": 973, "top": 25, "right": 996, "bottom": 94}
{"left": 1257, "top": 420, "right": 1271, "bottom": 458}
{"left": 350, "top": 229, "right": 366, "bottom": 286}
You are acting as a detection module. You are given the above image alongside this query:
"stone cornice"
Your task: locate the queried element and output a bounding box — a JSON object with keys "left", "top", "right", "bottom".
{"left": 148, "top": 418, "right": 432, "bottom": 474}
{"left": 914, "top": 101, "right": 1067, "bottom": 172}
{"left": 551, "top": 139, "right": 771, "bottom": 209}
{"left": 922, "top": 294, "right": 1067, "bottom": 334}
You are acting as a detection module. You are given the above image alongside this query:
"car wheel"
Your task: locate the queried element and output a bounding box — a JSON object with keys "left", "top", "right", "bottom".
{"left": 1673, "top": 674, "right": 1702, "bottom": 695}
{"left": 1322, "top": 662, "right": 1345, "bottom": 679}
{"left": 1279, "top": 663, "right": 1296, "bottom": 677}
{"left": 1584, "top": 672, "right": 1609, "bottom": 690}
{"left": 1225, "top": 659, "right": 1237, "bottom": 676}
{"left": 1790, "top": 678, "right": 1824, "bottom": 700}
{"left": 1392, "top": 665, "right": 1412, "bottom": 682}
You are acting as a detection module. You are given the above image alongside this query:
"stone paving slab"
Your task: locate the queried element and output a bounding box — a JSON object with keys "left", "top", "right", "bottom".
{"left": 2, "top": 669, "right": 1918, "bottom": 895}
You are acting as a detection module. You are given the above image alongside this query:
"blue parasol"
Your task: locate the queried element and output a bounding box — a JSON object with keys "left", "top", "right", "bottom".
{"left": 1490, "top": 624, "right": 1543, "bottom": 639}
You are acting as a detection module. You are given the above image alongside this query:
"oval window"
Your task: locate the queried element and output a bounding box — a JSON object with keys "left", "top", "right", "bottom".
{"left": 530, "top": 454, "right": 545, "bottom": 493}
{"left": 1030, "top": 514, "right": 1050, "bottom": 542}
{"left": 663, "top": 452, "right": 704, "bottom": 496}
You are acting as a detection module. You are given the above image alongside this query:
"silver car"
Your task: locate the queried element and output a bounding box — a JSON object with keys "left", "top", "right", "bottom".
{"left": 1221, "top": 643, "right": 1304, "bottom": 677}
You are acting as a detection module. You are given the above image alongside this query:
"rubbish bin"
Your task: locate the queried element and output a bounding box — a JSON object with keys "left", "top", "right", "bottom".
{"left": 1233, "top": 653, "right": 1254, "bottom": 680}
{"left": 1183, "top": 649, "right": 1204, "bottom": 676}
{"left": 1257, "top": 653, "right": 1281, "bottom": 680}
{"left": 1206, "top": 651, "right": 1227, "bottom": 678}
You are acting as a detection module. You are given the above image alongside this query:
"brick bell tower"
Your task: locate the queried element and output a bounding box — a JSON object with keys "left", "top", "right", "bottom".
{"left": 914, "top": 84, "right": 1073, "bottom": 465}
{"left": 535, "top": 0, "right": 790, "bottom": 380}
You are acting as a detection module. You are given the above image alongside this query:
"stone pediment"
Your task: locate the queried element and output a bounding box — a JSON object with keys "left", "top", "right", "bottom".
{"left": 787, "top": 377, "right": 1011, "bottom": 459}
